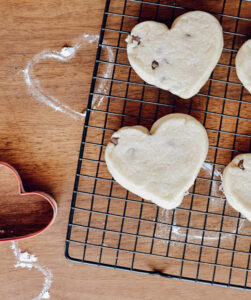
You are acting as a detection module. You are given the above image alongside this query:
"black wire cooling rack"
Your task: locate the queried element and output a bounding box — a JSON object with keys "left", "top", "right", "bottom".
{"left": 66, "top": 0, "right": 251, "bottom": 290}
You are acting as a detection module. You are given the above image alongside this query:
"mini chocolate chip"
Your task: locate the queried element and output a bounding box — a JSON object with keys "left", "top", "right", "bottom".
{"left": 111, "top": 137, "right": 119, "bottom": 145}
{"left": 132, "top": 35, "right": 141, "bottom": 45}
{"left": 152, "top": 60, "right": 159, "bottom": 70}
{"left": 238, "top": 159, "right": 245, "bottom": 170}
{"left": 185, "top": 33, "right": 191, "bottom": 37}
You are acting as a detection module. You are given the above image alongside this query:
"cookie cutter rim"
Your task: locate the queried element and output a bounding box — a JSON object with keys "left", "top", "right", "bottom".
{"left": 0, "top": 162, "right": 57, "bottom": 242}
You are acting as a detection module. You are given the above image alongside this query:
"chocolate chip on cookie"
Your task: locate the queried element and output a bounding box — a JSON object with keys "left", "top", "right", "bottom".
{"left": 238, "top": 159, "right": 245, "bottom": 170}
{"left": 152, "top": 60, "right": 159, "bottom": 70}
{"left": 132, "top": 35, "right": 141, "bottom": 45}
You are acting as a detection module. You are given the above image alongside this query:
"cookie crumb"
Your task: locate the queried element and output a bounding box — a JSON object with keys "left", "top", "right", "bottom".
{"left": 132, "top": 35, "right": 141, "bottom": 45}
{"left": 152, "top": 60, "right": 159, "bottom": 70}
{"left": 238, "top": 159, "right": 245, "bottom": 170}
{"left": 111, "top": 137, "right": 119, "bottom": 145}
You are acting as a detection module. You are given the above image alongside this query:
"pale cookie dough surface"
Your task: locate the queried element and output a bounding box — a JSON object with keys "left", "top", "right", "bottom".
{"left": 126, "top": 11, "right": 223, "bottom": 99}
{"left": 223, "top": 154, "right": 251, "bottom": 221}
{"left": 236, "top": 39, "right": 251, "bottom": 94}
{"left": 105, "top": 113, "right": 209, "bottom": 210}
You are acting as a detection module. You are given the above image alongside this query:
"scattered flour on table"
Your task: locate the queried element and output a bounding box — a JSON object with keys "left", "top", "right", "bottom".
{"left": 156, "top": 163, "right": 245, "bottom": 242}
{"left": 157, "top": 209, "right": 244, "bottom": 243}
{"left": 11, "top": 241, "right": 52, "bottom": 300}
{"left": 23, "top": 33, "right": 114, "bottom": 120}
{"left": 202, "top": 162, "right": 223, "bottom": 200}
{"left": 202, "top": 162, "right": 222, "bottom": 179}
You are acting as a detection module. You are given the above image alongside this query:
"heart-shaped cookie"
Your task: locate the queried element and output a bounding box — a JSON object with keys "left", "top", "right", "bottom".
{"left": 0, "top": 163, "right": 57, "bottom": 242}
{"left": 223, "top": 154, "right": 251, "bottom": 221}
{"left": 126, "top": 11, "right": 223, "bottom": 99}
{"left": 236, "top": 39, "right": 251, "bottom": 94}
{"left": 105, "top": 114, "right": 208, "bottom": 209}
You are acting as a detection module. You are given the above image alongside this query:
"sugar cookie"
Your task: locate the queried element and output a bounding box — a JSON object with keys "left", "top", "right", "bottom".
{"left": 105, "top": 114, "right": 209, "bottom": 209}
{"left": 236, "top": 40, "right": 251, "bottom": 94}
{"left": 223, "top": 154, "right": 251, "bottom": 220}
{"left": 126, "top": 11, "right": 223, "bottom": 99}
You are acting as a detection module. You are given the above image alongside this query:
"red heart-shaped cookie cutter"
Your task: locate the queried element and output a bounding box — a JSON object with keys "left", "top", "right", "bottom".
{"left": 0, "top": 162, "right": 57, "bottom": 242}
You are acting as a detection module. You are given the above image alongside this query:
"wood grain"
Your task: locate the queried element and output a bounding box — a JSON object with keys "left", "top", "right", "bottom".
{"left": 0, "top": 0, "right": 250, "bottom": 299}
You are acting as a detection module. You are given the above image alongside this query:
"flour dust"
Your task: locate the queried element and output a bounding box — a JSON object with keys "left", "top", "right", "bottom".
{"left": 155, "top": 162, "right": 245, "bottom": 243}
{"left": 23, "top": 33, "right": 114, "bottom": 120}
{"left": 11, "top": 241, "right": 52, "bottom": 300}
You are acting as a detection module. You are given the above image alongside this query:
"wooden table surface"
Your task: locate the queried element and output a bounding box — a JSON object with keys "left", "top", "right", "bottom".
{"left": 0, "top": 0, "right": 250, "bottom": 299}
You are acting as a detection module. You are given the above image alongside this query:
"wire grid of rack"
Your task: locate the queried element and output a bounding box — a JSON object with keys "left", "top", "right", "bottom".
{"left": 66, "top": 0, "right": 251, "bottom": 290}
